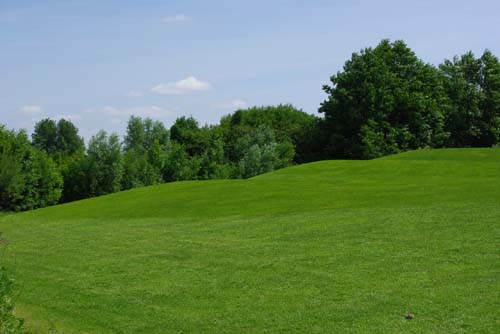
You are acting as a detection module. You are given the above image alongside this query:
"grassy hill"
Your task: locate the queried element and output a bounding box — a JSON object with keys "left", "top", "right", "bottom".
{"left": 0, "top": 148, "right": 499, "bottom": 333}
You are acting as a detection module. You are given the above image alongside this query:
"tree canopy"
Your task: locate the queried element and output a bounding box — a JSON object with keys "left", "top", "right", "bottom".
{"left": 1, "top": 39, "right": 500, "bottom": 212}
{"left": 319, "top": 40, "right": 450, "bottom": 159}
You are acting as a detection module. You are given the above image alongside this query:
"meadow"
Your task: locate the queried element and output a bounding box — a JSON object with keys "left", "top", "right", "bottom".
{"left": 0, "top": 148, "right": 499, "bottom": 333}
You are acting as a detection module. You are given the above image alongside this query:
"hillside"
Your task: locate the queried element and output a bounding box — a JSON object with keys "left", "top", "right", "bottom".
{"left": 0, "top": 148, "right": 499, "bottom": 333}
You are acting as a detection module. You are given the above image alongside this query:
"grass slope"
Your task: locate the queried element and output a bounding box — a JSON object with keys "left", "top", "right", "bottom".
{"left": 0, "top": 148, "right": 499, "bottom": 333}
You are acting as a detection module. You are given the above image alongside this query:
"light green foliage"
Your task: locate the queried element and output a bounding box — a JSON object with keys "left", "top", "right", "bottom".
{"left": 122, "top": 117, "right": 170, "bottom": 190}
{"left": 236, "top": 125, "right": 294, "bottom": 178}
{"left": 0, "top": 263, "right": 24, "bottom": 334}
{"left": 221, "top": 104, "right": 319, "bottom": 163}
{"left": 85, "top": 131, "right": 123, "bottom": 197}
{"left": 1, "top": 148, "right": 498, "bottom": 333}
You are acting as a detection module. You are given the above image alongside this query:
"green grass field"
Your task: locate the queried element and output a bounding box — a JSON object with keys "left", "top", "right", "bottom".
{"left": 0, "top": 148, "right": 499, "bottom": 333}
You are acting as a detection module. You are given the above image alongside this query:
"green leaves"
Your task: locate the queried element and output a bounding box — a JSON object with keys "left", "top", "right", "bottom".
{"left": 321, "top": 40, "right": 450, "bottom": 159}
{"left": 0, "top": 264, "right": 24, "bottom": 333}
{"left": 433, "top": 50, "right": 500, "bottom": 148}
{"left": 0, "top": 126, "right": 62, "bottom": 211}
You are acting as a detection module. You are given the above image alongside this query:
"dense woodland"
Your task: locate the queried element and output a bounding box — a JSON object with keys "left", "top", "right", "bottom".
{"left": 1, "top": 39, "right": 500, "bottom": 212}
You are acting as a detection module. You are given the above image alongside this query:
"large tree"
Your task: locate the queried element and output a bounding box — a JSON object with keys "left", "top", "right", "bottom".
{"left": 32, "top": 118, "right": 58, "bottom": 155}
{"left": 55, "top": 119, "right": 85, "bottom": 157}
{"left": 319, "top": 39, "right": 450, "bottom": 159}
{"left": 440, "top": 50, "right": 500, "bottom": 147}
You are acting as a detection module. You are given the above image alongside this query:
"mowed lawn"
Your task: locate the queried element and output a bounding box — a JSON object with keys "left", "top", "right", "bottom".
{"left": 0, "top": 148, "right": 499, "bottom": 333}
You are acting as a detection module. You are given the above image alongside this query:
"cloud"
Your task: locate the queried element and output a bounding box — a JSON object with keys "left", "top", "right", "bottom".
{"left": 86, "top": 105, "right": 175, "bottom": 119}
{"left": 214, "top": 99, "right": 248, "bottom": 110}
{"left": 162, "top": 14, "right": 192, "bottom": 23}
{"left": 151, "top": 76, "right": 212, "bottom": 95}
{"left": 19, "top": 105, "right": 43, "bottom": 115}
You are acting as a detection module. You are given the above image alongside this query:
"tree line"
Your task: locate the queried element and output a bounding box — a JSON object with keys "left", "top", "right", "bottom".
{"left": 1, "top": 105, "right": 317, "bottom": 211}
{"left": 1, "top": 39, "right": 499, "bottom": 212}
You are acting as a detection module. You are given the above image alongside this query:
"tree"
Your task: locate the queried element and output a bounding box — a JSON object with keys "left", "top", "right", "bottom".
{"left": 121, "top": 149, "right": 162, "bottom": 190}
{"left": 319, "top": 39, "right": 450, "bottom": 159}
{"left": 197, "top": 126, "right": 232, "bottom": 180}
{"left": 236, "top": 125, "right": 294, "bottom": 178}
{"left": 440, "top": 50, "right": 500, "bottom": 147}
{"left": 85, "top": 131, "right": 123, "bottom": 197}
{"left": 55, "top": 119, "right": 85, "bottom": 157}
{"left": 59, "top": 156, "right": 89, "bottom": 203}
{"left": 0, "top": 125, "right": 62, "bottom": 211}
{"left": 170, "top": 116, "right": 209, "bottom": 157}
{"left": 122, "top": 116, "right": 170, "bottom": 189}
{"left": 221, "top": 105, "right": 320, "bottom": 163}
{"left": 32, "top": 118, "right": 58, "bottom": 155}
{"left": 162, "top": 142, "right": 200, "bottom": 182}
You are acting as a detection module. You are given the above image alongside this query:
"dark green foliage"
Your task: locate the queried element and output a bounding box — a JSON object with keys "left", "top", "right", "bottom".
{"left": 32, "top": 118, "right": 84, "bottom": 160}
{"left": 59, "top": 156, "right": 89, "bottom": 202}
{"left": 32, "top": 118, "right": 58, "bottom": 156}
{"left": 55, "top": 119, "right": 85, "bottom": 157}
{"left": 0, "top": 126, "right": 62, "bottom": 211}
{"left": 440, "top": 50, "right": 500, "bottom": 147}
{"left": 162, "top": 142, "right": 200, "bottom": 182}
{"left": 170, "top": 116, "right": 208, "bottom": 157}
{"left": 320, "top": 39, "right": 450, "bottom": 159}
{"left": 32, "top": 119, "right": 85, "bottom": 203}
{"left": 0, "top": 263, "right": 24, "bottom": 334}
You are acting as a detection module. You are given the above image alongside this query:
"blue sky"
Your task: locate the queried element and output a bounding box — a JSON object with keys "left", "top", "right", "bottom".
{"left": 1, "top": 0, "right": 499, "bottom": 141}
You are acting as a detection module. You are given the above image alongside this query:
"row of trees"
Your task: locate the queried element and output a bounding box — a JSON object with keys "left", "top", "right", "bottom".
{"left": 0, "top": 105, "right": 318, "bottom": 211}
{"left": 319, "top": 40, "right": 500, "bottom": 158}
{"left": 1, "top": 39, "right": 499, "bottom": 211}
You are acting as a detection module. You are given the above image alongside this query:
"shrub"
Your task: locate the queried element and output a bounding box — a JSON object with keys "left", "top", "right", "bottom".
{"left": 0, "top": 260, "right": 24, "bottom": 333}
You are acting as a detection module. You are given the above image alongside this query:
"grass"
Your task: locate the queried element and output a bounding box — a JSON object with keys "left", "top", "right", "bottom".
{"left": 0, "top": 148, "right": 499, "bottom": 333}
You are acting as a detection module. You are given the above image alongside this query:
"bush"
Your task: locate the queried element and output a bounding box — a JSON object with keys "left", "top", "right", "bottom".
{"left": 0, "top": 258, "right": 24, "bottom": 333}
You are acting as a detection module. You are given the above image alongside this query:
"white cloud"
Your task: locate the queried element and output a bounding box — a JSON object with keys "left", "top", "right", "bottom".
{"left": 19, "top": 104, "right": 43, "bottom": 115}
{"left": 162, "top": 14, "right": 192, "bottom": 23}
{"left": 127, "top": 90, "right": 143, "bottom": 97}
{"left": 151, "top": 76, "right": 212, "bottom": 95}
{"left": 214, "top": 99, "right": 248, "bottom": 110}
{"left": 86, "top": 105, "right": 175, "bottom": 119}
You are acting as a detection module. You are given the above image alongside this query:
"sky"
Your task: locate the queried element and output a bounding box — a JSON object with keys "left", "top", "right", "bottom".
{"left": 1, "top": 0, "right": 500, "bottom": 141}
